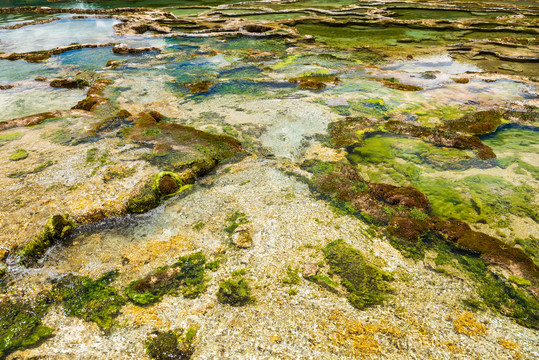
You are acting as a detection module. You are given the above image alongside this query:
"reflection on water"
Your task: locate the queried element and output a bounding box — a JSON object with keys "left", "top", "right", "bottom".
{"left": 0, "top": 18, "right": 120, "bottom": 52}
{"left": 383, "top": 54, "right": 482, "bottom": 74}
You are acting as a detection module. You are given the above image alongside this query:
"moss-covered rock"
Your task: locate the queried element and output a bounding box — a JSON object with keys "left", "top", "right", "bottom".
{"left": 449, "top": 110, "right": 502, "bottom": 136}
{"left": 8, "top": 149, "right": 28, "bottom": 161}
{"left": 289, "top": 74, "right": 340, "bottom": 91}
{"left": 19, "top": 215, "right": 74, "bottom": 265}
{"left": 53, "top": 270, "right": 125, "bottom": 329}
{"left": 124, "top": 112, "right": 243, "bottom": 214}
{"left": 126, "top": 171, "right": 195, "bottom": 214}
{"left": 324, "top": 240, "right": 391, "bottom": 309}
{"left": 0, "top": 297, "right": 54, "bottom": 358}
{"left": 146, "top": 328, "right": 196, "bottom": 360}
{"left": 125, "top": 252, "right": 208, "bottom": 305}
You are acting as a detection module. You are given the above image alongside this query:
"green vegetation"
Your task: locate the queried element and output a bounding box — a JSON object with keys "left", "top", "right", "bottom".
{"left": 0, "top": 132, "right": 23, "bottom": 142}
{"left": 146, "top": 328, "right": 196, "bottom": 360}
{"left": 8, "top": 160, "right": 53, "bottom": 178}
{"left": 9, "top": 149, "right": 28, "bottom": 161}
{"left": 193, "top": 221, "right": 205, "bottom": 231}
{"left": 125, "top": 252, "right": 208, "bottom": 305}
{"left": 0, "top": 298, "right": 53, "bottom": 358}
{"left": 323, "top": 240, "right": 392, "bottom": 309}
{"left": 19, "top": 215, "right": 74, "bottom": 265}
{"left": 514, "top": 236, "right": 539, "bottom": 266}
{"left": 41, "top": 129, "right": 73, "bottom": 145}
{"left": 282, "top": 266, "right": 301, "bottom": 285}
{"left": 86, "top": 147, "right": 109, "bottom": 164}
{"left": 142, "top": 128, "right": 162, "bottom": 137}
{"left": 53, "top": 270, "right": 125, "bottom": 330}
{"left": 430, "top": 241, "right": 539, "bottom": 329}
{"left": 217, "top": 271, "right": 254, "bottom": 306}
{"left": 224, "top": 211, "right": 248, "bottom": 235}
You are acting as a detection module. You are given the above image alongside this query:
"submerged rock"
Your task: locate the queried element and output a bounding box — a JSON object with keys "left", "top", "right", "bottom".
{"left": 18, "top": 215, "right": 74, "bottom": 265}
{"left": 232, "top": 225, "right": 253, "bottom": 248}
{"left": 49, "top": 77, "right": 90, "bottom": 89}
{"left": 145, "top": 328, "right": 196, "bottom": 360}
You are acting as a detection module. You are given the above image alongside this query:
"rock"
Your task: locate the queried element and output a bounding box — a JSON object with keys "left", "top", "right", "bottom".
{"left": 420, "top": 72, "right": 437, "bottom": 80}
{"left": 302, "top": 262, "right": 319, "bottom": 278}
{"left": 34, "top": 76, "right": 48, "bottom": 82}
{"left": 148, "top": 110, "right": 164, "bottom": 122}
{"left": 0, "top": 84, "right": 15, "bottom": 90}
{"left": 50, "top": 77, "right": 90, "bottom": 89}
{"left": 498, "top": 64, "right": 522, "bottom": 72}
{"left": 243, "top": 24, "right": 272, "bottom": 33}
{"left": 158, "top": 175, "right": 179, "bottom": 196}
{"left": 326, "top": 97, "right": 349, "bottom": 106}
{"left": 106, "top": 60, "right": 120, "bottom": 68}
{"left": 232, "top": 225, "right": 252, "bottom": 248}
{"left": 112, "top": 43, "right": 160, "bottom": 55}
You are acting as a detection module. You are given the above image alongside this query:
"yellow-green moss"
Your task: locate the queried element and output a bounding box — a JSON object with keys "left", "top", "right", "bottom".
{"left": 19, "top": 215, "right": 74, "bottom": 265}
{"left": 8, "top": 149, "right": 28, "bottom": 161}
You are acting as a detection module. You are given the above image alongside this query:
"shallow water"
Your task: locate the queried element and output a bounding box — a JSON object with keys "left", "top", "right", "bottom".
{"left": 0, "top": 18, "right": 120, "bottom": 52}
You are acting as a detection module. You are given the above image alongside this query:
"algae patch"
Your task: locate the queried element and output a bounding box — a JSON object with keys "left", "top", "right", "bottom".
{"left": 146, "top": 327, "right": 196, "bottom": 360}
{"left": 0, "top": 298, "right": 53, "bottom": 359}
{"left": 8, "top": 149, "right": 28, "bottom": 161}
{"left": 53, "top": 270, "right": 125, "bottom": 330}
{"left": 323, "top": 240, "right": 392, "bottom": 310}
{"left": 217, "top": 270, "right": 254, "bottom": 306}
{"left": 125, "top": 252, "right": 208, "bottom": 305}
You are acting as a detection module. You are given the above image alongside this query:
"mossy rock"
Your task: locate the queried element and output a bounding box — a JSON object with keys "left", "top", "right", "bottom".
{"left": 0, "top": 298, "right": 54, "bottom": 358}
{"left": 125, "top": 252, "right": 208, "bottom": 305}
{"left": 146, "top": 328, "right": 196, "bottom": 360}
{"left": 9, "top": 149, "right": 28, "bottom": 161}
{"left": 126, "top": 171, "right": 195, "bottom": 214}
{"left": 53, "top": 270, "right": 125, "bottom": 329}
{"left": 153, "top": 171, "right": 194, "bottom": 197}
{"left": 19, "top": 215, "right": 74, "bottom": 265}
{"left": 324, "top": 240, "right": 391, "bottom": 309}
{"left": 216, "top": 278, "right": 253, "bottom": 306}
{"left": 449, "top": 110, "right": 502, "bottom": 136}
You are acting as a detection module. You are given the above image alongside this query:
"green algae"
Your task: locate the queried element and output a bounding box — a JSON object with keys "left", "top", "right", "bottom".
{"left": 433, "top": 241, "right": 539, "bottom": 329}
{"left": 323, "top": 239, "right": 391, "bottom": 309}
{"left": 282, "top": 266, "right": 301, "bottom": 285}
{"left": 125, "top": 252, "right": 208, "bottom": 306}
{"left": 8, "top": 149, "right": 28, "bottom": 161}
{"left": 146, "top": 327, "right": 196, "bottom": 360}
{"left": 415, "top": 175, "right": 538, "bottom": 226}
{"left": 224, "top": 211, "right": 248, "bottom": 235}
{"left": 0, "top": 132, "right": 23, "bottom": 142}
{"left": 0, "top": 297, "right": 54, "bottom": 359}
{"left": 514, "top": 236, "right": 539, "bottom": 267}
{"left": 40, "top": 129, "right": 73, "bottom": 145}
{"left": 343, "top": 132, "right": 537, "bottom": 229}
{"left": 8, "top": 160, "right": 53, "bottom": 178}
{"left": 19, "top": 214, "right": 73, "bottom": 265}
{"left": 53, "top": 270, "right": 125, "bottom": 330}
{"left": 216, "top": 277, "right": 253, "bottom": 306}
